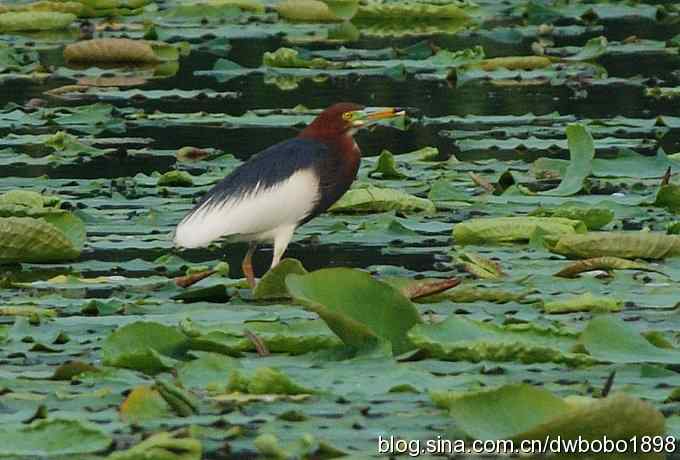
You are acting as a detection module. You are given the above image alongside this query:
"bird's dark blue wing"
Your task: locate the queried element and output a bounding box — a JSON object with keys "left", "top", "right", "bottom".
{"left": 199, "top": 138, "right": 327, "bottom": 209}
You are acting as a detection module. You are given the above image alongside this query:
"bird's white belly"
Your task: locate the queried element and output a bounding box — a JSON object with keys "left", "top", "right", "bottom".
{"left": 174, "top": 169, "right": 319, "bottom": 248}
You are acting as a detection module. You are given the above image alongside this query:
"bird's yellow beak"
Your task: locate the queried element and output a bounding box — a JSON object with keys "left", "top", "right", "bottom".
{"left": 346, "top": 107, "right": 406, "bottom": 128}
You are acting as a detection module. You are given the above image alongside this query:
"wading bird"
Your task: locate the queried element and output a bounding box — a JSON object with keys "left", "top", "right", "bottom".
{"left": 174, "top": 103, "right": 405, "bottom": 288}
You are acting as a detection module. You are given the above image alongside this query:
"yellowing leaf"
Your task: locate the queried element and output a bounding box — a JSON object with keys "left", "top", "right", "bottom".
{"left": 0, "top": 11, "right": 75, "bottom": 31}
{"left": 453, "top": 217, "right": 586, "bottom": 245}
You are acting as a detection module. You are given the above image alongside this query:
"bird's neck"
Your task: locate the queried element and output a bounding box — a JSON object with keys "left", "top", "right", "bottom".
{"left": 300, "top": 131, "right": 361, "bottom": 182}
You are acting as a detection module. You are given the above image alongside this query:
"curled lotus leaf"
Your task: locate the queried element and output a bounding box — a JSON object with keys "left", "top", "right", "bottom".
{"left": 554, "top": 256, "right": 663, "bottom": 278}
{"left": 64, "top": 38, "right": 177, "bottom": 64}
{"left": 355, "top": 2, "right": 470, "bottom": 20}
{"left": 551, "top": 232, "right": 680, "bottom": 260}
{"left": 0, "top": 214, "right": 85, "bottom": 263}
{"left": 453, "top": 217, "right": 586, "bottom": 245}
{"left": 0, "top": 11, "right": 76, "bottom": 32}
{"left": 277, "top": 0, "right": 344, "bottom": 22}
{"left": 329, "top": 186, "right": 435, "bottom": 214}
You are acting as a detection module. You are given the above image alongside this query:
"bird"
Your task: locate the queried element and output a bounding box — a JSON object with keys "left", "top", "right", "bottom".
{"left": 173, "top": 103, "right": 405, "bottom": 288}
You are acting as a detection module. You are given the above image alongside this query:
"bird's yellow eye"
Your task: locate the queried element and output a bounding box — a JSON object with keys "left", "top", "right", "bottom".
{"left": 342, "top": 112, "right": 352, "bottom": 121}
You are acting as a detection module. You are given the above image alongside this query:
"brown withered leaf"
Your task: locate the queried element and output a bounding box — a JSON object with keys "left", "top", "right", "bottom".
{"left": 400, "top": 278, "right": 460, "bottom": 300}
{"left": 554, "top": 256, "right": 665, "bottom": 278}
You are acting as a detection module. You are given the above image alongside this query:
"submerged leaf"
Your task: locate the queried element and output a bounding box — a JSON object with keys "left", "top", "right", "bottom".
{"left": 286, "top": 268, "right": 421, "bottom": 355}
{"left": 453, "top": 217, "right": 586, "bottom": 245}
{"left": 552, "top": 232, "right": 680, "bottom": 259}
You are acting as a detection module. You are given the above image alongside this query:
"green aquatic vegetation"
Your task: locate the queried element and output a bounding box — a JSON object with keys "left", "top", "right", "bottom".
{"left": 0, "top": 11, "right": 76, "bottom": 32}
{"left": 0, "top": 0, "right": 679, "bottom": 456}
{"left": 453, "top": 217, "right": 586, "bottom": 245}
{"left": 434, "top": 384, "right": 664, "bottom": 442}
{"left": 287, "top": 268, "right": 421, "bottom": 355}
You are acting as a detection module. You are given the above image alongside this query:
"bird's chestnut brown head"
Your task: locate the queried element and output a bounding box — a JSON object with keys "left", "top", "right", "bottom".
{"left": 300, "top": 102, "right": 405, "bottom": 140}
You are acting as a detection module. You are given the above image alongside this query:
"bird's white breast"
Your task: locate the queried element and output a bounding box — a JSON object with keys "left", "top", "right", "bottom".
{"left": 174, "top": 169, "right": 320, "bottom": 248}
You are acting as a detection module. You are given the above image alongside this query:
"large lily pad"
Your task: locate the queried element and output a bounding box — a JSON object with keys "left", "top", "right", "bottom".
{"left": 286, "top": 268, "right": 421, "bottom": 355}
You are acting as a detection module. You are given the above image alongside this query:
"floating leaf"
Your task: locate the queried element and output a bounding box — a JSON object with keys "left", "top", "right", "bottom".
{"left": 368, "top": 150, "right": 407, "bottom": 179}
{"left": 64, "top": 38, "right": 179, "bottom": 64}
{"left": 457, "top": 252, "right": 505, "bottom": 279}
{"left": 119, "top": 385, "right": 171, "bottom": 422}
{"left": 109, "top": 432, "right": 202, "bottom": 460}
{"left": 157, "top": 170, "right": 194, "bottom": 187}
{"left": 436, "top": 384, "right": 664, "bottom": 444}
{"left": 330, "top": 186, "right": 435, "bottom": 214}
{"left": 408, "top": 315, "right": 587, "bottom": 365}
{"left": 277, "top": 0, "right": 343, "bottom": 22}
{"left": 541, "top": 292, "right": 622, "bottom": 313}
{"left": 355, "top": 2, "right": 469, "bottom": 20}
{"left": 554, "top": 256, "right": 661, "bottom": 278}
{"left": 253, "top": 258, "right": 308, "bottom": 300}
{"left": 552, "top": 232, "right": 680, "bottom": 259}
{"left": 453, "top": 217, "right": 586, "bottom": 245}
{"left": 562, "top": 36, "right": 608, "bottom": 61}
{"left": 0, "top": 11, "right": 75, "bottom": 31}
{"left": 101, "top": 322, "right": 189, "bottom": 374}
{"left": 581, "top": 316, "right": 680, "bottom": 364}
{"left": 530, "top": 204, "right": 613, "bottom": 230}
{"left": 177, "top": 352, "right": 241, "bottom": 390}
{"left": 0, "top": 419, "right": 111, "bottom": 457}
{"left": 654, "top": 184, "right": 680, "bottom": 212}
{"left": 228, "top": 367, "right": 315, "bottom": 395}
{"left": 286, "top": 268, "right": 421, "bottom": 355}
{"left": 0, "top": 214, "right": 85, "bottom": 263}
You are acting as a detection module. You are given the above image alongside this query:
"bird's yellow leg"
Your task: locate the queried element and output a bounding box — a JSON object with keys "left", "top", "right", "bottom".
{"left": 242, "top": 242, "right": 257, "bottom": 289}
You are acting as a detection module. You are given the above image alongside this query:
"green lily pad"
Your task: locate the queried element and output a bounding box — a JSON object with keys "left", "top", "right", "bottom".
{"left": 0, "top": 214, "right": 86, "bottom": 263}
{"left": 581, "top": 316, "right": 680, "bottom": 364}
{"left": 330, "top": 186, "right": 435, "bottom": 214}
{"left": 0, "top": 418, "right": 111, "bottom": 457}
{"left": 453, "top": 217, "right": 586, "bottom": 245}
{"left": 101, "top": 322, "right": 189, "bottom": 374}
{"left": 286, "top": 268, "right": 421, "bottom": 355}
{"left": 409, "top": 315, "right": 587, "bottom": 365}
